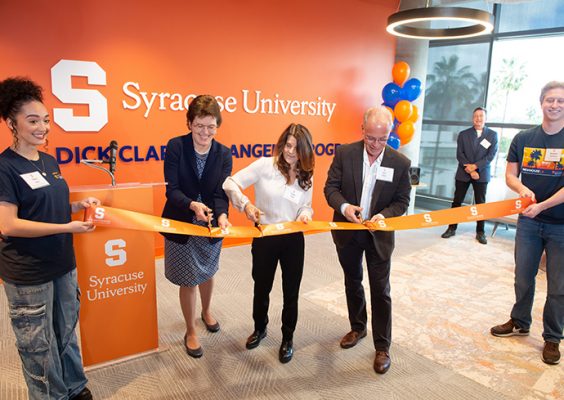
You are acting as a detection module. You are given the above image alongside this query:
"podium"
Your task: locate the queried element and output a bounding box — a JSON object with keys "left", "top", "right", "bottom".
{"left": 70, "top": 183, "right": 161, "bottom": 367}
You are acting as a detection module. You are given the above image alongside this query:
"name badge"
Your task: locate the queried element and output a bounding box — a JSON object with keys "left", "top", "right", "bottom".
{"left": 545, "top": 148, "right": 562, "bottom": 162}
{"left": 376, "top": 166, "right": 394, "bottom": 182}
{"left": 20, "top": 171, "right": 50, "bottom": 189}
{"left": 480, "top": 138, "right": 491, "bottom": 149}
{"left": 283, "top": 186, "right": 303, "bottom": 204}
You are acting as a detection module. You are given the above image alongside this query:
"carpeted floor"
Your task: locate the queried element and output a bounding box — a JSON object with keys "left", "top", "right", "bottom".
{"left": 0, "top": 223, "right": 561, "bottom": 399}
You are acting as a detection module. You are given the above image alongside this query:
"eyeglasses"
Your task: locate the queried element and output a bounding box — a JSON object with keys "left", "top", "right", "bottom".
{"left": 192, "top": 123, "right": 217, "bottom": 133}
{"left": 364, "top": 135, "right": 389, "bottom": 144}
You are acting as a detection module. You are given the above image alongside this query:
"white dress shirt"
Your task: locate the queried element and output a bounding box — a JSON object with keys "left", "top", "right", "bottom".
{"left": 223, "top": 157, "right": 313, "bottom": 225}
{"left": 340, "top": 147, "right": 385, "bottom": 220}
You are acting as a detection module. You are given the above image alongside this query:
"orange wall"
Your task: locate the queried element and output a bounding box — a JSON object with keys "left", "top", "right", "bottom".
{"left": 0, "top": 0, "right": 398, "bottom": 249}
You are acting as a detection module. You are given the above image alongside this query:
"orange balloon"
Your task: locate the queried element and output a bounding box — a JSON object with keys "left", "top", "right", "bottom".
{"left": 392, "top": 61, "right": 410, "bottom": 86}
{"left": 408, "top": 104, "right": 419, "bottom": 122}
{"left": 394, "top": 100, "right": 413, "bottom": 123}
{"left": 385, "top": 106, "right": 394, "bottom": 119}
{"left": 397, "top": 121, "right": 415, "bottom": 145}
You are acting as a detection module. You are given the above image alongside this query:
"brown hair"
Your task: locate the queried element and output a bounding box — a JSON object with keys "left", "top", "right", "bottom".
{"left": 274, "top": 123, "right": 315, "bottom": 191}
{"left": 186, "top": 95, "right": 222, "bottom": 127}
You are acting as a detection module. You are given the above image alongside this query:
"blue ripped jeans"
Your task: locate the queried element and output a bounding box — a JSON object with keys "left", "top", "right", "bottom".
{"left": 511, "top": 216, "right": 564, "bottom": 343}
{"left": 3, "top": 269, "right": 88, "bottom": 400}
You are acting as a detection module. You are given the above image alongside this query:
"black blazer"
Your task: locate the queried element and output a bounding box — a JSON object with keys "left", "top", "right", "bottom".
{"left": 161, "top": 133, "right": 233, "bottom": 243}
{"left": 455, "top": 126, "right": 498, "bottom": 183}
{"left": 324, "top": 141, "right": 411, "bottom": 260}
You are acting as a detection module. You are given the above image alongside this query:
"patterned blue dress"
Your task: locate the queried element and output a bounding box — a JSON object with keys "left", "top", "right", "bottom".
{"left": 164, "top": 151, "right": 222, "bottom": 286}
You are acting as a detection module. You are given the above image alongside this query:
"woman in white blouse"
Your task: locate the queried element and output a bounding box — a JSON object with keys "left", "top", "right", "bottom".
{"left": 223, "top": 123, "right": 314, "bottom": 364}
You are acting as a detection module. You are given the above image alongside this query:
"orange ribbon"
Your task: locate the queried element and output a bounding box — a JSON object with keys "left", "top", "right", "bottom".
{"left": 83, "top": 197, "right": 532, "bottom": 238}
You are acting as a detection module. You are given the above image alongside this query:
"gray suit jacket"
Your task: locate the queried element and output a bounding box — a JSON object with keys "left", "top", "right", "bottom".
{"left": 455, "top": 126, "right": 498, "bottom": 183}
{"left": 324, "top": 141, "right": 411, "bottom": 261}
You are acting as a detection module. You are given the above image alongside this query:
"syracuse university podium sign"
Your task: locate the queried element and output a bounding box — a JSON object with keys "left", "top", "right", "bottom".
{"left": 70, "top": 183, "right": 160, "bottom": 367}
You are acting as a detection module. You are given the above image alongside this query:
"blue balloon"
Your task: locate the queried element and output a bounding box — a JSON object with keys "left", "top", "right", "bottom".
{"left": 400, "top": 78, "right": 422, "bottom": 102}
{"left": 387, "top": 133, "right": 401, "bottom": 150}
{"left": 382, "top": 82, "right": 402, "bottom": 108}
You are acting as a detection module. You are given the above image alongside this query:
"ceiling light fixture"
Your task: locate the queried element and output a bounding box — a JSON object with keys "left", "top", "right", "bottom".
{"left": 386, "top": 4, "right": 494, "bottom": 40}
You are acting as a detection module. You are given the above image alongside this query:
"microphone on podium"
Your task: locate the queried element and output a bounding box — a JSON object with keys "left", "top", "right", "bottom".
{"left": 79, "top": 140, "right": 118, "bottom": 186}
{"left": 108, "top": 140, "right": 118, "bottom": 174}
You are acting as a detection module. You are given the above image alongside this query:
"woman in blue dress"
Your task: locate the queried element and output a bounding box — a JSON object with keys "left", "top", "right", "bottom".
{"left": 161, "top": 95, "right": 232, "bottom": 358}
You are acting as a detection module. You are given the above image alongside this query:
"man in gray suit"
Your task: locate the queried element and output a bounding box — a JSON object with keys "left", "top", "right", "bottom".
{"left": 441, "top": 107, "right": 498, "bottom": 244}
{"left": 324, "top": 106, "right": 411, "bottom": 375}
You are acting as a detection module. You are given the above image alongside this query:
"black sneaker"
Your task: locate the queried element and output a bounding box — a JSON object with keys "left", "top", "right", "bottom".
{"left": 490, "top": 319, "right": 529, "bottom": 337}
{"left": 542, "top": 341, "right": 560, "bottom": 365}
{"left": 476, "top": 232, "right": 488, "bottom": 245}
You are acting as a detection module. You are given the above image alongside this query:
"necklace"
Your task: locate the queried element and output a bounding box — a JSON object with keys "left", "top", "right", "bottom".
{"left": 26, "top": 154, "right": 48, "bottom": 176}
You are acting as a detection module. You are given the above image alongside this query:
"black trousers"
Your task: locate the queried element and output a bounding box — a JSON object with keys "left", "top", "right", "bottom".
{"left": 336, "top": 231, "right": 391, "bottom": 351}
{"left": 251, "top": 232, "right": 305, "bottom": 340}
{"left": 448, "top": 179, "right": 488, "bottom": 233}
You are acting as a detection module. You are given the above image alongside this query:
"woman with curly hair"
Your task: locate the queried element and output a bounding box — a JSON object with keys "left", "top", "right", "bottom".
{"left": 0, "top": 77, "right": 98, "bottom": 400}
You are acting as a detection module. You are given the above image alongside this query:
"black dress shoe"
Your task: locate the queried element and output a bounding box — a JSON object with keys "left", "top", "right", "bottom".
{"left": 184, "top": 333, "right": 203, "bottom": 358}
{"left": 245, "top": 329, "right": 267, "bottom": 349}
{"left": 373, "top": 351, "right": 391, "bottom": 374}
{"left": 441, "top": 228, "right": 456, "bottom": 238}
{"left": 71, "top": 387, "right": 93, "bottom": 400}
{"left": 340, "top": 329, "right": 367, "bottom": 349}
{"left": 279, "top": 340, "right": 294, "bottom": 363}
{"left": 476, "top": 232, "right": 488, "bottom": 244}
{"left": 201, "top": 313, "right": 220, "bottom": 332}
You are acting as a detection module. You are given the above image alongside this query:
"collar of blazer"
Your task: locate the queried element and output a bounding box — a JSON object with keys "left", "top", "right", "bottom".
{"left": 368, "top": 147, "right": 402, "bottom": 215}
{"left": 472, "top": 125, "right": 493, "bottom": 136}
{"left": 351, "top": 140, "right": 398, "bottom": 206}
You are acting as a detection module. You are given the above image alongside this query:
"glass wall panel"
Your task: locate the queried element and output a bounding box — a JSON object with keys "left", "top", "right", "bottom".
{"left": 423, "top": 43, "right": 489, "bottom": 122}
{"left": 417, "top": 1, "right": 564, "bottom": 208}
{"left": 487, "top": 35, "right": 564, "bottom": 125}
{"left": 489, "top": 126, "right": 521, "bottom": 179}
{"left": 498, "top": 0, "right": 564, "bottom": 33}
{"left": 419, "top": 124, "right": 460, "bottom": 200}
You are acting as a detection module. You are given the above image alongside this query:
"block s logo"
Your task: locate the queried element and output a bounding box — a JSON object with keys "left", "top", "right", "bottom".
{"left": 105, "top": 239, "right": 127, "bottom": 267}
{"left": 51, "top": 60, "right": 108, "bottom": 132}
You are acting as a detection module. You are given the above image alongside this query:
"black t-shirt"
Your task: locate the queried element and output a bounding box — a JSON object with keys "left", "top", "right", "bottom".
{"left": 0, "top": 148, "right": 75, "bottom": 284}
{"left": 507, "top": 126, "right": 564, "bottom": 224}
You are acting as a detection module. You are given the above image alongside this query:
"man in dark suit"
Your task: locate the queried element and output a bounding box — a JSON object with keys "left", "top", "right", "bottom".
{"left": 324, "top": 106, "right": 411, "bottom": 374}
{"left": 441, "top": 107, "right": 498, "bottom": 244}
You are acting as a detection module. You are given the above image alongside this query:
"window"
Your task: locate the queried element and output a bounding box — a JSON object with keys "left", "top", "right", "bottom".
{"left": 487, "top": 36, "right": 564, "bottom": 125}
{"left": 489, "top": 127, "right": 521, "bottom": 178}
{"left": 498, "top": 0, "right": 564, "bottom": 33}
{"left": 424, "top": 43, "right": 489, "bottom": 122}
{"left": 419, "top": 124, "right": 459, "bottom": 200}
{"left": 416, "top": 0, "right": 564, "bottom": 206}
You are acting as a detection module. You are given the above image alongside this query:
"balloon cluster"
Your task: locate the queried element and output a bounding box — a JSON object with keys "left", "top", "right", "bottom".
{"left": 381, "top": 61, "right": 422, "bottom": 149}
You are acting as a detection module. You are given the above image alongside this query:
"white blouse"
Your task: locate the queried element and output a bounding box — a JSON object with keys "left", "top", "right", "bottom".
{"left": 222, "top": 157, "right": 313, "bottom": 225}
